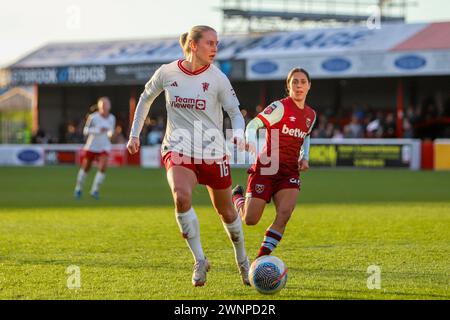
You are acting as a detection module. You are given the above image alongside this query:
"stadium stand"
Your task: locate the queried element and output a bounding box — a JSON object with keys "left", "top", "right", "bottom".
{"left": 1, "top": 22, "right": 450, "bottom": 143}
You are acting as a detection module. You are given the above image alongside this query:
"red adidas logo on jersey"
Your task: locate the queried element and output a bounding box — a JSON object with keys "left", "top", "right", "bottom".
{"left": 202, "top": 82, "right": 209, "bottom": 92}
{"left": 171, "top": 81, "right": 178, "bottom": 87}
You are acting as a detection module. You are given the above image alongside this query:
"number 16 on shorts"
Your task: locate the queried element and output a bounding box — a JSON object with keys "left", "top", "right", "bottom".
{"left": 219, "top": 159, "right": 229, "bottom": 177}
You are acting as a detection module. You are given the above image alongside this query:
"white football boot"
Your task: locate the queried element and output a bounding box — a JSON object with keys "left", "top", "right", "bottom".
{"left": 238, "top": 256, "right": 251, "bottom": 286}
{"left": 192, "top": 258, "right": 210, "bottom": 287}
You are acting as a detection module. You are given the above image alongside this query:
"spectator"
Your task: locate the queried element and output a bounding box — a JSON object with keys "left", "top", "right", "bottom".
{"left": 255, "top": 104, "right": 263, "bottom": 114}
{"left": 343, "top": 125, "right": 352, "bottom": 138}
{"left": 325, "top": 123, "right": 335, "bottom": 138}
{"left": 112, "top": 125, "right": 127, "bottom": 144}
{"left": 312, "top": 122, "right": 327, "bottom": 138}
{"left": 403, "top": 118, "right": 414, "bottom": 138}
{"left": 332, "top": 127, "right": 344, "bottom": 140}
{"left": 344, "top": 115, "right": 364, "bottom": 138}
{"left": 32, "top": 129, "right": 51, "bottom": 144}
{"left": 366, "top": 118, "right": 381, "bottom": 138}
{"left": 141, "top": 117, "right": 153, "bottom": 144}
{"left": 145, "top": 117, "right": 164, "bottom": 146}
{"left": 383, "top": 112, "right": 396, "bottom": 138}
{"left": 147, "top": 129, "right": 163, "bottom": 145}
{"left": 66, "top": 123, "right": 84, "bottom": 143}
{"left": 353, "top": 104, "right": 366, "bottom": 122}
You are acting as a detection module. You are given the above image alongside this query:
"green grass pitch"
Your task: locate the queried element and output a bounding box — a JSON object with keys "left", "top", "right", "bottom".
{"left": 0, "top": 166, "right": 449, "bottom": 299}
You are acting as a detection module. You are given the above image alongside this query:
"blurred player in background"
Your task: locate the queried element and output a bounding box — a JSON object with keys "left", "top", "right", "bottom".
{"left": 232, "top": 68, "right": 316, "bottom": 258}
{"left": 127, "top": 25, "right": 250, "bottom": 286}
{"left": 74, "top": 97, "right": 116, "bottom": 200}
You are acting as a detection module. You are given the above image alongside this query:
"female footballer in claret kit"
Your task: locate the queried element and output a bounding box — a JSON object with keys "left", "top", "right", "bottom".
{"left": 232, "top": 68, "right": 316, "bottom": 259}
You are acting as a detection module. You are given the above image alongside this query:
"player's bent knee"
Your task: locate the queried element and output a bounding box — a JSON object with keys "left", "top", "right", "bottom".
{"left": 82, "top": 161, "right": 92, "bottom": 172}
{"left": 173, "top": 189, "right": 192, "bottom": 212}
{"left": 245, "top": 215, "right": 260, "bottom": 226}
{"left": 216, "top": 207, "right": 237, "bottom": 222}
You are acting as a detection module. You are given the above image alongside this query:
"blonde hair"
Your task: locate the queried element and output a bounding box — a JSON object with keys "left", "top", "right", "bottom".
{"left": 97, "top": 96, "right": 111, "bottom": 106}
{"left": 179, "top": 25, "right": 216, "bottom": 58}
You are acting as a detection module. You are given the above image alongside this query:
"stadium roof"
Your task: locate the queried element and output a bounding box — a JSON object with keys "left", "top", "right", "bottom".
{"left": 222, "top": 8, "right": 404, "bottom": 23}
{"left": 4, "top": 21, "right": 450, "bottom": 85}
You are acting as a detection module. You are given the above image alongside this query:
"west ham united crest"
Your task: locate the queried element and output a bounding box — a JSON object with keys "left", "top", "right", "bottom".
{"left": 306, "top": 117, "right": 311, "bottom": 128}
{"left": 255, "top": 184, "right": 265, "bottom": 194}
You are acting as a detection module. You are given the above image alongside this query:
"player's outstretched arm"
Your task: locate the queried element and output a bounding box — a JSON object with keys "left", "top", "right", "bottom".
{"left": 244, "top": 117, "right": 264, "bottom": 155}
{"left": 127, "top": 67, "right": 164, "bottom": 154}
{"left": 218, "top": 73, "right": 246, "bottom": 150}
{"left": 223, "top": 103, "right": 245, "bottom": 150}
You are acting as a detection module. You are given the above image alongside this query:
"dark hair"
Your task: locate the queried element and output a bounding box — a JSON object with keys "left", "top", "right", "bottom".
{"left": 285, "top": 68, "right": 311, "bottom": 95}
{"left": 179, "top": 25, "right": 217, "bottom": 58}
{"left": 89, "top": 103, "right": 98, "bottom": 114}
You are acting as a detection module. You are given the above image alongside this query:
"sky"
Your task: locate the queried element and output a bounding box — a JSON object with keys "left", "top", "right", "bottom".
{"left": 1, "top": 0, "right": 450, "bottom": 67}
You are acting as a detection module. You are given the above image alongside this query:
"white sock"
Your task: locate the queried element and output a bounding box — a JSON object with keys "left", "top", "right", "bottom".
{"left": 176, "top": 207, "right": 205, "bottom": 262}
{"left": 90, "top": 171, "right": 105, "bottom": 193}
{"left": 75, "top": 169, "right": 87, "bottom": 192}
{"left": 222, "top": 215, "right": 247, "bottom": 264}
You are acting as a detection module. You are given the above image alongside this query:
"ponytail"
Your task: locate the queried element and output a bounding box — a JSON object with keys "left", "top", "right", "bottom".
{"left": 179, "top": 25, "right": 216, "bottom": 58}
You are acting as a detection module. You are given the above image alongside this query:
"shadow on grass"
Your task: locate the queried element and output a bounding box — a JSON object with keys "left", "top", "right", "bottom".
{"left": 1, "top": 167, "right": 450, "bottom": 209}
{"left": 286, "top": 285, "right": 450, "bottom": 299}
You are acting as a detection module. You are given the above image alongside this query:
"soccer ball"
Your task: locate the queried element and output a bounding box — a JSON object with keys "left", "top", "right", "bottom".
{"left": 248, "top": 255, "right": 288, "bottom": 294}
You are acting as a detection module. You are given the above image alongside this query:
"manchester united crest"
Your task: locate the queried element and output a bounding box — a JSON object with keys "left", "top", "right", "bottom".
{"left": 202, "top": 82, "right": 209, "bottom": 92}
{"left": 255, "top": 184, "right": 265, "bottom": 194}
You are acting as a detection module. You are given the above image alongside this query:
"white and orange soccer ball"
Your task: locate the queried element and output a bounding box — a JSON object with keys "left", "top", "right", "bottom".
{"left": 248, "top": 255, "right": 288, "bottom": 294}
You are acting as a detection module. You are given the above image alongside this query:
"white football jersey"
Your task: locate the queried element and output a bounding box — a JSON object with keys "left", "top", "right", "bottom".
{"left": 130, "top": 60, "right": 244, "bottom": 159}
{"left": 83, "top": 112, "right": 116, "bottom": 152}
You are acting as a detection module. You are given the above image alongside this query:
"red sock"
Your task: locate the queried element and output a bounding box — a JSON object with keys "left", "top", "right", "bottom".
{"left": 232, "top": 194, "right": 245, "bottom": 213}
{"left": 257, "top": 246, "right": 272, "bottom": 257}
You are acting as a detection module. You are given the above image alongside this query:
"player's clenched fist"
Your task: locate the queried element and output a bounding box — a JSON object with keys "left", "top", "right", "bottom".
{"left": 127, "top": 136, "right": 140, "bottom": 154}
{"left": 232, "top": 136, "right": 246, "bottom": 152}
{"left": 298, "top": 159, "right": 309, "bottom": 172}
{"left": 233, "top": 137, "right": 256, "bottom": 155}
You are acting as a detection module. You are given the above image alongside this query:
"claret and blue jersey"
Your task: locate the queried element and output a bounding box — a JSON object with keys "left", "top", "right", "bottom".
{"left": 251, "top": 96, "right": 316, "bottom": 176}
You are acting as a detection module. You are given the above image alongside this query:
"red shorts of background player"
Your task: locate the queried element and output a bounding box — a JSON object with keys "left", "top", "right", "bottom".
{"left": 83, "top": 150, "right": 109, "bottom": 161}
{"left": 246, "top": 170, "right": 301, "bottom": 203}
{"left": 163, "top": 151, "right": 232, "bottom": 189}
